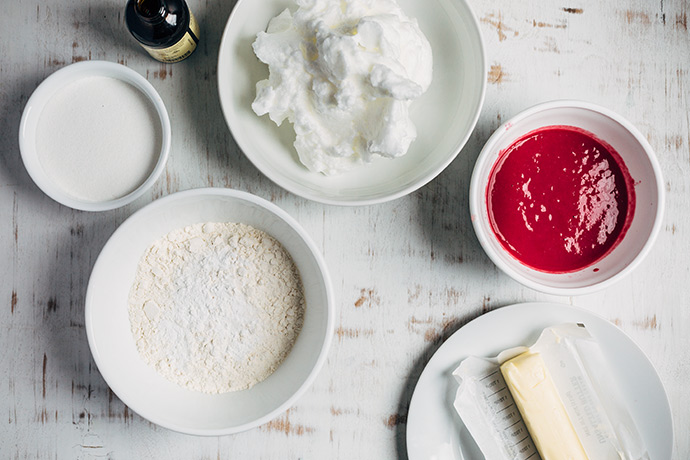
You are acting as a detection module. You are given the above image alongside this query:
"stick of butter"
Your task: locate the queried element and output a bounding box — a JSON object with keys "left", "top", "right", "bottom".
{"left": 500, "top": 351, "right": 588, "bottom": 460}
{"left": 453, "top": 324, "right": 649, "bottom": 460}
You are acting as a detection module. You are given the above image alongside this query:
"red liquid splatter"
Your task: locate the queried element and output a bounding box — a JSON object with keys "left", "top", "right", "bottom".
{"left": 487, "top": 126, "right": 635, "bottom": 273}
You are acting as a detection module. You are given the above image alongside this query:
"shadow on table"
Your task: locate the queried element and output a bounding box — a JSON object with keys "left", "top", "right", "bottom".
{"left": 410, "top": 112, "right": 498, "bottom": 273}
{"left": 392, "top": 307, "right": 476, "bottom": 460}
{"left": 175, "top": 0, "right": 269, "bottom": 191}
{"left": 0, "top": 68, "right": 52, "bottom": 206}
{"left": 395, "top": 115, "right": 503, "bottom": 459}
{"left": 73, "top": 3, "right": 136, "bottom": 56}
{"left": 393, "top": 298, "right": 514, "bottom": 460}
{"left": 0, "top": 10, "right": 146, "bottom": 429}
{"left": 45, "top": 214, "right": 137, "bottom": 421}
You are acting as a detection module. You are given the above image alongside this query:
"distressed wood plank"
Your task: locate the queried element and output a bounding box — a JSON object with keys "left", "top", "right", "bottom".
{"left": 0, "top": 0, "right": 688, "bottom": 458}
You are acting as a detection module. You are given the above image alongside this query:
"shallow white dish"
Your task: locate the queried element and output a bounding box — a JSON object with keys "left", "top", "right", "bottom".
{"left": 406, "top": 302, "right": 673, "bottom": 460}
{"left": 217, "top": 0, "right": 486, "bottom": 205}
{"left": 19, "top": 60, "right": 171, "bottom": 211}
{"left": 85, "top": 188, "right": 334, "bottom": 435}
{"left": 469, "top": 100, "right": 665, "bottom": 295}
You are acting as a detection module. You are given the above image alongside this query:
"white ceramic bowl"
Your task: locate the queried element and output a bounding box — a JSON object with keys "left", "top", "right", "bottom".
{"left": 470, "top": 100, "right": 665, "bottom": 295}
{"left": 19, "top": 61, "right": 171, "bottom": 211}
{"left": 217, "top": 0, "right": 486, "bottom": 205}
{"left": 85, "top": 188, "right": 334, "bottom": 435}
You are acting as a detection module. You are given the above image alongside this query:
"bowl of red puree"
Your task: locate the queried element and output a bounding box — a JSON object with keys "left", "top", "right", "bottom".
{"left": 470, "top": 100, "right": 664, "bottom": 295}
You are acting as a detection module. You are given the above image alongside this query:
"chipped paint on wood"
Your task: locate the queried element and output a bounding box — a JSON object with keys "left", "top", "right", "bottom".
{"left": 407, "top": 316, "right": 433, "bottom": 330}
{"left": 1, "top": 0, "right": 689, "bottom": 457}
{"left": 12, "top": 191, "right": 18, "bottom": 243}
{"left": 261, "top": 410, "right": 315, "bottom": 436}
{"left": 354, "top": 288, "right": 380, "bottom": 307}
{"left": 423, "top": 316, "right": 466, "bottom": 344}
{"left": 537, "top": 36, "right": 560, "bottom": 53}
{"left": 383, "top": 413, "right": 407, "bottom": 428}
{"left": 633, "top": 315, "right": 659, "bottom": 330}
{"left": 563, "top": 7, "right": 584, "bottom": 14}
{"left": 488, "top": 64, "right": 507, "bottom": 84}
{"left": 481, "top": 11, "right": 517, "bottom": 41}
{"left": 46, "top": 297, "right": 59, "bottom": 313}
{"left": 153, "top": 65, "right": 171, "bottom": 80}
{"left": 675, "top": 5, "right": 688, "bottom": 30}
{"left": 482, "top": 296, "right": 493, "bottom": 313}
{"left": 666, "top": 134, "right": 685, "bottom": 150}
{"left": 531, "top": 19, "right": 567, "bottom": 29}
{"left": 407, "top": 284, "right": 422, "bottom": 303}
{"left": 623, "top": 10, "right": 652, "bottom": 25}
{"left": 42, "top": 353, "right": 47, "bottom": 399}
{"left": 335, "top": 327, "right": 375, "bottom": 340}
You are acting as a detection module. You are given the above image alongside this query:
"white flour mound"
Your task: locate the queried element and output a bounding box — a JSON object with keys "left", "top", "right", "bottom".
{"left": 127, "top": 222, "right": 305, "bottom": 393}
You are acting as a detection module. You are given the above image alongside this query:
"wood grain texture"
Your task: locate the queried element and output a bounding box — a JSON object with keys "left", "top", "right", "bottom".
{"left": 1, "top": 0, "right": 688, "bottom": 458}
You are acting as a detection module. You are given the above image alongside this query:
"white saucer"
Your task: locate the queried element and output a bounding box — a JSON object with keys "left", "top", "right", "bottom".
{"left": 406, "top": 302, "right": 673, "bottom": 460}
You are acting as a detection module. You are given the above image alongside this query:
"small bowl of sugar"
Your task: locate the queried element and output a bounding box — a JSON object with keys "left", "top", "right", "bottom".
{"left": 19, "top": 60, "right": 171, "bottom": 211}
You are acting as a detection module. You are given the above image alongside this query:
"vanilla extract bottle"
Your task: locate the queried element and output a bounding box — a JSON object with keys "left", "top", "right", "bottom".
{"left": 125, "top": 0, "right": 200, "bottom": 63}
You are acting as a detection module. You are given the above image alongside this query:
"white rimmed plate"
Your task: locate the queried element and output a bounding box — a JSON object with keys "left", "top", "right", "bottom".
{"left": 217, "top": 0, "right": 486, "bottom": 205}
{"left": 406, "top": 302, "right": 673, "bottom": 460}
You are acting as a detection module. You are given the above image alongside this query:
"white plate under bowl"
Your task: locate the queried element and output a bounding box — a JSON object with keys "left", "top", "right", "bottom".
{"left": 217, "top": 0, "right": 486, "bottom": 205}
{"left": 85, "top": 188, "right": 334, "bottom": 435}
{"left": 406, "top": 302, "right": 673, "bottom": 460}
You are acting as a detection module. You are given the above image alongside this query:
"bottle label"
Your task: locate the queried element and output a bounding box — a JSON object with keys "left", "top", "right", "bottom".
{"left": 141, "top": 12, "right": 200, "bottom": 63}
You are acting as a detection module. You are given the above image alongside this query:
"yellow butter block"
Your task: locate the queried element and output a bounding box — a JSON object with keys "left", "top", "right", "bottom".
{"left": 500, "top": 351, "right": 588, "bottom": 460}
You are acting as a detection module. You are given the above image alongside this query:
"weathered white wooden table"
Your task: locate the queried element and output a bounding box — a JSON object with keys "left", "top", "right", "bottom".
{"left": 1, "top": 0, "right": 688, "bottom": 458}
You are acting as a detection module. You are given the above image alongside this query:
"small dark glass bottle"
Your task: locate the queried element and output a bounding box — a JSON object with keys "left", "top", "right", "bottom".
{"left": 125, "top": 0, "right": 200, "bottom": 63}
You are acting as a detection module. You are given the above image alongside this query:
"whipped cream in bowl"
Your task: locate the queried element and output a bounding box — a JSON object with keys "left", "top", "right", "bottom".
{"left": 218, "top": 0, "right": 486, "bottom": 204}
{"left": 251, "top": 0, "right": 433, "bottom": 175}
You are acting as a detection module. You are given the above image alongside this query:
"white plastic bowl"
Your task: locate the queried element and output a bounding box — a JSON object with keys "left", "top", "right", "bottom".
{"left": 85, "top": 188, "right": 334, "bottom": 435}
{"left": 19, "top": 61, "right": 171, "bottom": 211}
{"left": 470, "top": 100, "right": 665, "bottom": 296}
{"left": 217, "top": 0, "right": 486, "bottom": 205}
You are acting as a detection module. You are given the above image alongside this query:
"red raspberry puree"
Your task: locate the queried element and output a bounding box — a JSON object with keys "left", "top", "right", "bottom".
{"left": 487, "top": 125, "right": 635, "bottom": 273}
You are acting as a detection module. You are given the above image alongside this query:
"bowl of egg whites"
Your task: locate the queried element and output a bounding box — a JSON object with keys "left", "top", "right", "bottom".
{"left": 218, "top": 0, "right": 487, "bottom": 205}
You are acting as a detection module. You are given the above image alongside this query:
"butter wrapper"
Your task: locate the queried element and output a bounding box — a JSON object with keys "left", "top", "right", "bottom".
{"left": 452, "top": 323, "right": 649, "bottom": 460}
{"left": 452, "top": 351, "right": 540, "bottom": 460}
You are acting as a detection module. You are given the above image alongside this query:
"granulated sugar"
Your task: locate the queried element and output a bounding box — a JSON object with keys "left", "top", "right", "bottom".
{"left": 36, "top": 76, "right": 161, "bottom": 202}
{"left": 127, "top": 222, "right": 305, "bottom": 394}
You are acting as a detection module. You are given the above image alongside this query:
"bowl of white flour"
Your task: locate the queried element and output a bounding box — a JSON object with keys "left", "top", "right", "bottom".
{"left": 218, "top": 0, "right": 486, "bottom": 205}
{"left": 19, "top": 61, "right": 171, "bottom": 211}
{"left": 85, "top": 188, "right": 334, "bottom": 435}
